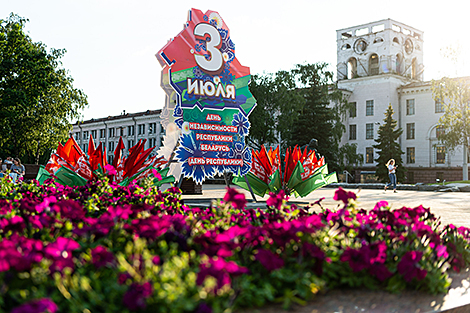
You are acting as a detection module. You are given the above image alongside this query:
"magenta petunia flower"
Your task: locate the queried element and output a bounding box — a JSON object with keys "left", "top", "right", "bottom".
{"left": 255, "top": 249, "right": 284, "bottom": 272}
{"left": 397, "top": 251, "right": 427, "bottom": 282}
{"left": 436, "top": 245, "right": 449, "bottom": 259}
{"left": 340, "top": 245, "right": 370, "bottom": 272}
{"left": 266, "top": 190, "right": 289, "bottom": 210}
{"left": 122, "top": 282, "right": 153, "bottom": 311}
{"left": 369, "top": 263, "right": 393, "bottom": 281}
{"left": 11, "top": 298, "right": 58, "bottom": 313}
{"left": 333, "top": 188, "right": 357, "bottom": 204}
{"left": 197, "top": 256, "right": 249, "bottom": 291}
{"left": 44, "top": 237, "right": 81, "bottom": 272}
{"left": 104, "top": 164, "right": 117, "bottom": 176}
{"left": 223, "top": 187, "right": 247, "bottom": 209}
{"left": 91, "top": 246, "right": 115, "bottom": 268}
{"left": 373, "top": 200, "right": 389, "bottom": 210}
{"left": 52, "top": 200, "right": 86, "bottom": 220}
{"left": 369, "top": 241, "right": 387, "bottom": 264}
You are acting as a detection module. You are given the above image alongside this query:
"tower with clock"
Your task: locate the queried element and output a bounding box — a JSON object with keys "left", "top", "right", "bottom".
{"left": 336, "top": 19, "right": 423, "bottom": 80}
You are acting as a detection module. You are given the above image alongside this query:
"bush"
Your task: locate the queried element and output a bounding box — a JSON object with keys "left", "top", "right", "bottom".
{"left": 0, "top": 177, "right": 469, "bottom": 312}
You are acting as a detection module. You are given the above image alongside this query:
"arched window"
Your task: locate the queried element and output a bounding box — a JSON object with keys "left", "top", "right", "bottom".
{"left": 395, "top": 53, "right": 402, "bottom": 74}
{"left": 373, "top": 37, "right": 383, "bottom": 44}
{"left": 393, "top": 37, "right": 400, "bottom": 44}
{"left": 341, "top": 44, "right": 351, "bottom": 50}
{"left": 347, "top": 57, "right": 357, "bottom": 79}
{"left": 369, "top": 54, "right": 379, "bottom": 75}
{"left": 411, "top": 58, "right": 418, "bottom": 79}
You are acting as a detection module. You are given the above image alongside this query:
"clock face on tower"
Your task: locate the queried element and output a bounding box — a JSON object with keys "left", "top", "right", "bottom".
{"left": 354, "top": 39, "right": 367, "bottom": 54}
{"left": 405, "top": 38, "right": 413, "bottom": 54}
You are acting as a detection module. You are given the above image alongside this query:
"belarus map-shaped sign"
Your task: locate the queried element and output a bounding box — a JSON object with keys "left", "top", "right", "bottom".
{"left": 156, "top": 8, "right": 256, "bottom": 183}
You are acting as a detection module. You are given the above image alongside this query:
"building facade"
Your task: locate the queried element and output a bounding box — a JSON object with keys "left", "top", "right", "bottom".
{"left": 336, "top": 19, "right": 467, "bottom": 183}
{"left": 71, "top": 110, "right": 164, "bottom": 164}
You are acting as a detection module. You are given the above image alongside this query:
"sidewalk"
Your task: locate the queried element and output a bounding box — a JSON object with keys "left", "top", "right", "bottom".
{"left": 182, "top": 183, "right": 470, "bottom": 228}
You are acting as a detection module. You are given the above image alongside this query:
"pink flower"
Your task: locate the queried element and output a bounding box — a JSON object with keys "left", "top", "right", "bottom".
{"left": 197, "top": 256, "right": 249, "bottom": 290}
{"left": 255, "top": 249, "right": 284, "bottom": 272}
{"left": 373, "top": 200, "right": 388, "bottom": 210}
{"left": 11, "top": 298, "right": 58, "bottom": 313}
{"left": 333, "top": 188, "right": 357, "bottom": 204}
{"left": 266, "top": 190, "right": 289, "bottom": 210}
{"left": 340, "top": 245, "right": 370, "bottom": 272}
{"left": 104, "top": 164, "right": 117, "bottom": 176}
{"left": 91, "top": 246, "right": 115, "bottom": 268}
{"left": 223, "top": 187, "right": 247, "bottom": 209}
{"left": 44, "top": 237, "right": 80, "bottom": 272}
{"left": 397, "top": 251, "right": 427, "bottom": 282}
{"left": 122, "top": 282, "right": 153, "bottom": 311}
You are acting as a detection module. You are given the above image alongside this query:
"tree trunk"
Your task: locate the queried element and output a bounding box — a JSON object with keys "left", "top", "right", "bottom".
{"left": 35, "top": 139, "right": 41, "bottom": 165}
{"left": 464, "top": 143, "right": 469, "bottom": 181}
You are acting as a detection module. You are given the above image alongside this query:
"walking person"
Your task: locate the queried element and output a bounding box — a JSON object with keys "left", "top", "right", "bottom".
{"left": 384, "top": 159, "right": 397, "bottom": 193}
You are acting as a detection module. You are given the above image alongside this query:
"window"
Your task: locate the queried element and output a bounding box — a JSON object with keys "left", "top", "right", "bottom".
{"left": 369, "top": 54, "right": 379, "bottom": 75}
{"left": 149, "top": 123, "right": 157, "bottom": 134}
{"left": 127, "top": 140, "right": 134, "bottom": 150}
{"left": 91, "top": 130, "right": 97, "bottom": 139}
{"left": 349, "top": 102, "right": 357, "bottom": 118}
{"left": 407, "top": 147, "right": 415, "bottom": 164}
{"left": 406, "top": 123, "right": 415, "bottom": 139}
{"left": 107, "top": 155, "right": 114, "bottom": 164}
{"left": 118, "top": 127, "right": 124, "bottom": 136}
{"left": 108, "top": 141, "right": 114, "bottom": 151}
{"left": 435, "top": 100, "right": 444, "bottom": 113}
{"left": 366, "top": 123, "right": 374, "bottom": 139}
{"left": 436, "top": 126, "right": 445, "bottom": 138}
{"left": 347, "top": 58, "right": 357, "bottom": 79}
{"left": 109, "top": 128, "right": 115, "bottom": 137}
{"left": 366, "top": 147, "right": 374, "bottom": 163}
{"left": 83, "top": 131, "right": 89, "bottom": 140}
{"left": 82, "top": 143, "right": 88, "bottom": 153}
{"left": 406, "top": 99, "right": 415, "bottom": 115}
{"left": 148, "top": 137, "right": 157, "bottom": 148}
{"left": 366, "top": 100, "right": 374, "bottom": 116}
{"left": 436, "top": 146, "right": 446, "bottom": 164}
{"left": 128, "top": 125, "right": 135, "bottom": 136}
{"left": 100, "top": 129, "right": 105, "bottom": 138}
{"left": 75, "top": 132, "right": 80, "bottom": 140}
{"left": 138, "top": 124, "right": 145, "bottom": 135}
{"left": 349, "top": 125, "right": 357, "bottom": 140}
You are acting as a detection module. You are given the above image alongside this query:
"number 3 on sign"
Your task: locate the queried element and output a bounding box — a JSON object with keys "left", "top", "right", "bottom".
{"left": 194, "top": 23, "right": 224, "bottom": 75}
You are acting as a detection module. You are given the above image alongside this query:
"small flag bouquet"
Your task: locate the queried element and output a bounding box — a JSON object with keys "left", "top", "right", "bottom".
{"left": 232, "top": 145, "right": 337, "bottom": 197}
{"left": 37, "top": 136, "right": 174, "bottom": 187}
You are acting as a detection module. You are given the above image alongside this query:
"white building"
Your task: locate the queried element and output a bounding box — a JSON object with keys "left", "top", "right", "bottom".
{"left": 336, "top": 19, "right": 467, "bottom": 183}
{"left": 71, "top": 109, "right": 164, "bottom": 164}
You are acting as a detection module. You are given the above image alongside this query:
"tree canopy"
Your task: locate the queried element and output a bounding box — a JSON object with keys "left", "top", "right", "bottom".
{"left": 248, "top": 62, "right": 354, "bottom": 173}
{"left": 248, "top": 70, "right": 303, "bottom": 150}
{"left": 373, "top": 104, "right": 404, "bottom": 183}
{"left": 431, "top": 77, "right": 470, "bottom": 151}
{"left": 0, "top": 13, "right": 88, "bottom": 164}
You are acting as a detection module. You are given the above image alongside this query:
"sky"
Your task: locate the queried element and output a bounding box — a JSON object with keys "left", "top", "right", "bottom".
{"left": 2, "top": 0, "right": 470, "bottom": 121}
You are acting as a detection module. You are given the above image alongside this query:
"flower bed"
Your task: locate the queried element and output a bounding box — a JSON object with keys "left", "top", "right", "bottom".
{"left": 1, "top": 177, "right": 470, "bottom": 313}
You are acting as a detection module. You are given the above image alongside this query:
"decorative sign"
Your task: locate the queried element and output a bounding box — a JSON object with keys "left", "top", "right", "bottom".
{"left": 156, "top": 8, "right": 256, "bottom": 183}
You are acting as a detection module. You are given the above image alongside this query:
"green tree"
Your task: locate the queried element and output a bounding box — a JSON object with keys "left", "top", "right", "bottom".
{"left": 248, "top": 71, "right": 303, "bottom": 150}
{"left": 0, "top": 13, "right": 88, "bottom": 164}
{"left": 373, "top": 104, "right": 404, "bottom": 182}
{"left": 339, "top": 143, "right": 363, "bottom": 175}
{"left": 288, "top": 63, "right": 349, "bottom": 173}
{"left": 431, "top": 77, "right": 470, "bottom": 180}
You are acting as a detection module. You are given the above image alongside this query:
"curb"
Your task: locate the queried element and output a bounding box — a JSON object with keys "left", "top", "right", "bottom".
{"left": 328, "top": 183, "right": 470, "bottom": 192}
